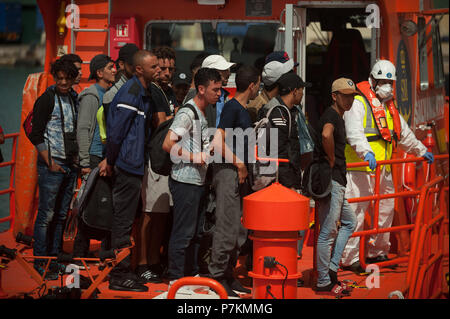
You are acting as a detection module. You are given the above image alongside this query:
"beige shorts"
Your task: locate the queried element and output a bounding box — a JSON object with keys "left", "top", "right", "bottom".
{"left": 141, "top": 160, "right": 173, "bottom": 213}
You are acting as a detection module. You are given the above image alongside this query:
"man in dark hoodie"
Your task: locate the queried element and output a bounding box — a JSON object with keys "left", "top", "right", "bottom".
{"left": 29, "top": 59, "right": 79, "bottom": 279}
{"left": 257, "top": 72, "right": 307, "bottom": 190}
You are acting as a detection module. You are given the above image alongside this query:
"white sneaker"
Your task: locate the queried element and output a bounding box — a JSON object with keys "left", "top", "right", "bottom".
{"left": 168, "top": 275, "right": 209, "bottom": 294}
{"left": 168, "top": 279, "right": 194, "bottom": 295}
{"left": 185, "top": 274, "right": 208, "bottom": 291}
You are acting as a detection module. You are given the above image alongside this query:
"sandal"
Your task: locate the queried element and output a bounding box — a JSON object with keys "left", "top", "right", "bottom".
{"left": 329, "top": 270, "right": 353, "bottom": 292}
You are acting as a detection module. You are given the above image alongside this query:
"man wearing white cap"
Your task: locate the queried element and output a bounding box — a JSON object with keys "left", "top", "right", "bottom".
{"left": 247, "top": 51, "right": 297, "bottom": 123}
{"left": 341, "top": 60, "right": 434, "bottom": 274}
{"left": 201, "top": 54, "right": 235, "bottom": 128}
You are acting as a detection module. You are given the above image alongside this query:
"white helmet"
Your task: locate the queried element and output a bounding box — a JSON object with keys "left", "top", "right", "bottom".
{"left": 370, "top": 60, "right": 396, "bottom": 81}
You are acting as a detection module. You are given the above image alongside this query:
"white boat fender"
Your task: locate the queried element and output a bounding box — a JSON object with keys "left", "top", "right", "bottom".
{"left": 388, "top": 290, "right": 404, "bottom": 299}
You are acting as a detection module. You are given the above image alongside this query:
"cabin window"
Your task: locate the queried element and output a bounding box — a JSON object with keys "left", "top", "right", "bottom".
{"left": 418, "top": 17, "right": 429, "bottom": 91}
{"left": 145, "top": 21, "right": 279, "bottom": 74}
{"left": 431, "top": 17, "right": 445, "bottom": 88}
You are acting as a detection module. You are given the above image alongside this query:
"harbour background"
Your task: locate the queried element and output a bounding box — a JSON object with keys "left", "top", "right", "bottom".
{"left": 0, "top": 66, "right": 43, "bottom": 232}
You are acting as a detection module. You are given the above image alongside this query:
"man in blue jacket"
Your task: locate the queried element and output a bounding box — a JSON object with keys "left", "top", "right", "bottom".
{"left": 102, "top": 50, "right": 160, "bottom": 292}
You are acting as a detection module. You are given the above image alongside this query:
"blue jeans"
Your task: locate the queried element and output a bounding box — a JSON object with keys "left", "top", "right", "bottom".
{"left": 33, "top": 161, "right": 77, "bottom": 264}
{"left": 316, "top": 180, "right": 356, "bottom": 287}
{"left": 168, "top": 177, "right": 205, "bottom": 280}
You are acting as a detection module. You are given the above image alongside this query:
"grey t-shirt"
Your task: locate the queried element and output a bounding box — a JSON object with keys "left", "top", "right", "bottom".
{"left": 182, "top": 87, "right": 197, "bottom": 105}
{"left": 169, "top": 99, "right": 210, "bottom": 186}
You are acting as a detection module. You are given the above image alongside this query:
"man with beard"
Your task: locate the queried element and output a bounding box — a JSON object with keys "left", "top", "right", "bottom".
{"left": 103, "top": 50, "right": 161, "bottom": 292}
{"left": 136, "top": 46, "right": 178, "bottom": 283}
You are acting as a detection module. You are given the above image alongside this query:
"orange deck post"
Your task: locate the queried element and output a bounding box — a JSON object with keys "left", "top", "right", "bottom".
{"left": 243, "top": 183, "right": 309, "bottom": 299}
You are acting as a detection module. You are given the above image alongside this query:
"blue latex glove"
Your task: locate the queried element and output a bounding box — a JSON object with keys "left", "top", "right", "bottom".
{"left": 364, "top": 152, "right": 377, "bottom": 170}
{"left": 423, "top": 152, "right": 434, "bottom": 164}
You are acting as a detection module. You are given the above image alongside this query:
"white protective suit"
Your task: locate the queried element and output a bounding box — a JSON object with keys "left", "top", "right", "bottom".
{"left": 340, "top": 97, "right": 428, "bottom": 267}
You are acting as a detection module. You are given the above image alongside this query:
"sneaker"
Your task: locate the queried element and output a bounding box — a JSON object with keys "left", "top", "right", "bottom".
{"left": 342, "top": 261, "right": 369, "bottom": 275}
{"left": 329, "top": 270, "right": 352, "bottom": 292}
{"left": 297, "top": 278, "right": 304, "bottom": 287}
{"left": 50, "top": 261, "right": 66, "bottom": 274}
{"left": 366, "top": 255, "right": 397, "bottom": 269}
{"left": 109, "top": 276, "right": 148, "bottom": 292}
{"left": 34, "top": 265, "right": 59, "bottom": 281}
{"left": 315, "top": 282, "right": 351, "bottom": 297}
{"left": 227, "top": 278, "right": 251, "bottom": 294}
{"left": 182, "top": 274, "right": 209, "bottom": 291}
{"left": 217, "top": 278, "right": 238, "bottom": 298}
{"left": 138, "top": 268, "right": 163, "bottom": 283}
{"left": 68, "top": 260, "right": 88, "bottom": 270}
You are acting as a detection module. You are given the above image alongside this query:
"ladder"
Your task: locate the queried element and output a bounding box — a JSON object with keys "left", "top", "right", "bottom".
{"left": 68, "top": 0, "right": 111, "bottom": 69}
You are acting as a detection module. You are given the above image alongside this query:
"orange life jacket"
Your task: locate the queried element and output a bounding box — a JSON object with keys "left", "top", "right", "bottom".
{"left": 356, "top": 81, "right": 402, "bottom": 146}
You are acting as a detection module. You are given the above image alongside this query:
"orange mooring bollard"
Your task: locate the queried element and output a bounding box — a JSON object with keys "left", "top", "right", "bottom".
{"left": 243, "top": 183, "right": 309, "bottom": 299}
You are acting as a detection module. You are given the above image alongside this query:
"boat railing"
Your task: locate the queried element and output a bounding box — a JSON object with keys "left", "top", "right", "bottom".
{"left": 406, "top": 176, "right": 448, "bottom": 298}
{"left": 0, "top": 133, "right": 19, "bottom": 232}
{"left": 348, "top": 155, "right": 448, "bottom": 270}
{"left": 311, "top": 154, "right": 449, "bottom": 298}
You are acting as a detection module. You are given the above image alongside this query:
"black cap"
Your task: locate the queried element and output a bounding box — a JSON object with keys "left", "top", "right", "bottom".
{"left": 172, "top": 71, "right": 191, "bottom": 86}
{"left": 278, "top": 72, "right": 312, "bottom": 95}
{"left": 89, "top": 54, "right": 113, "bottom": 81}
{"left": 265, "top": 51, "right": 300, "bottom": 67}
{"left": 117, "top": 43, "right": 139, "bottom": 65}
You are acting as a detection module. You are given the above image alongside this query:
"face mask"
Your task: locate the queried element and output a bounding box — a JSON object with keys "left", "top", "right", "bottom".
{"left": 376, "top": 83, "right": 393, "bottom": 100}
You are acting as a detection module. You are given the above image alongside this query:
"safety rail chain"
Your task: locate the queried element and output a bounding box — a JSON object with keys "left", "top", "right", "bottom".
{"left": 311, "top": 154, "right": 448, "bottom": 299}
{"left": 0, "top": 133, "right": 19, "bottom": 229}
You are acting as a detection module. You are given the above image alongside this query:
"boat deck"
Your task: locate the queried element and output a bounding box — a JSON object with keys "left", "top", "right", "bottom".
{"left": 0, "top": 230, "right": 448, "bottom": 299}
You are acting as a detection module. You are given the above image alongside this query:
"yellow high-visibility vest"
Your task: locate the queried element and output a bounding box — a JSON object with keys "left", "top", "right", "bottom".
{"left": 96, "top": 105, "right": 107, "bottom": 144}
{"left": 345, "top": 95, "right": 395, "bottom": 172}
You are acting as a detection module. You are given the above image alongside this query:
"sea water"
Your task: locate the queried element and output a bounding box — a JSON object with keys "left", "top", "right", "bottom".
{"left": 0, "top": 66, "right": 43, "bottom": 232}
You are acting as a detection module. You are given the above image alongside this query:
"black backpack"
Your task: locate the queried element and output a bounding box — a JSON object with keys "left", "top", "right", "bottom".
{"left": 300, "top": 123, "right": 332, "bottom": 199}
{"left": 148, "top": 103, "right": 199, "bottom": 176}
{"left": 72, "top": 167, "right": 113, "bottom": 231}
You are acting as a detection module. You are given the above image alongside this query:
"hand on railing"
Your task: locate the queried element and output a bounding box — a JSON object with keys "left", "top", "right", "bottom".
{"left": 364, "top": 152, "right": 377, "bottom": 170}
{"left": 422, "top": 152, "right": 434, "bottom": 164}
